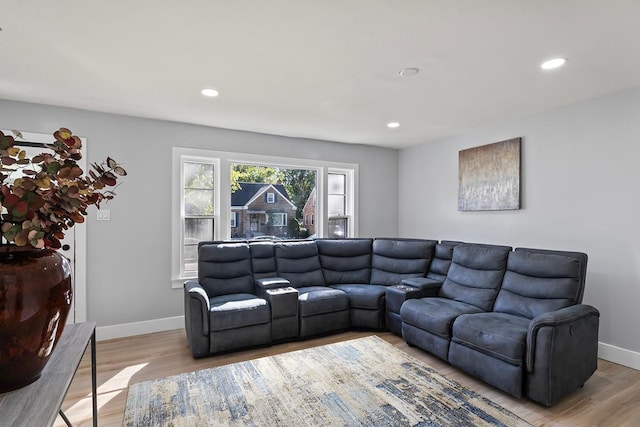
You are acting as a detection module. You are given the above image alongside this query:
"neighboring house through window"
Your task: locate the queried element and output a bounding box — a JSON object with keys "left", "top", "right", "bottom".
{"left": 230, "top": 183, "right": 296, "bottom": 239}
{"left": 301, "top": 186, "right": 317, "bottom": 236}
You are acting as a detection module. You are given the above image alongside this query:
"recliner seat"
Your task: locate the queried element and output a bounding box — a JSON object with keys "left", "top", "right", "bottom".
{"left": 386, "top": 241, "right": 460, "bottom": 335}
{"left": 448, "top": 248, "right": 598, "bottom": 406}
{"left": 401, "top": 243, "right": 511, "bottom": 360}
{"left": 274, "top": 241, "right": 349, "bottom": 337}
{"left": 184, "top": 242, "right": 271, "bottom": 357}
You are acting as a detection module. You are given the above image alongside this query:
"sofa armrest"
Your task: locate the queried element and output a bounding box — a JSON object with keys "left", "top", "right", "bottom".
{"left": 401, "top": 277, "right": 442, "bottom": 294}
{"left": 255, "top": 277, "right": 291, "bottom": 299}
{"left": 526, "top": 304, "right": 600, "bottom": 406}
{"left": 184, "top": 280, "right": 211, "bottom": 358}
{"left": 256, "top": 277, "right": 291, "bottom": 290}
{"left": 527, "top": 304, "right": 600, "bottom": 371}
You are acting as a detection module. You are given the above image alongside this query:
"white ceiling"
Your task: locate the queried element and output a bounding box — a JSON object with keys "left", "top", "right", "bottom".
{"left": 1, "top": 1, "right": 639, "bottom": 149}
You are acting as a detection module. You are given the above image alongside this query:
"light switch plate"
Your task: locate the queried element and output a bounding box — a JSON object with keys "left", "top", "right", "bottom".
{"left": 97, "top": 209, "right": 110, "bottom": 221}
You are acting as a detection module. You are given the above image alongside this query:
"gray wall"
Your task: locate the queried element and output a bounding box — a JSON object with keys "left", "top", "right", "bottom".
{"left": 0, "top": 99, "right": 399, "bottom": 327}
{"left": 399, "top": 86, "right": 640, "bottom": 357}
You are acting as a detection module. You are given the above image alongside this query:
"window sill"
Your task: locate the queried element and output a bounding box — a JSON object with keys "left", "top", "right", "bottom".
{"left": 172, "top": 275, "right": 196, "bottom": 289}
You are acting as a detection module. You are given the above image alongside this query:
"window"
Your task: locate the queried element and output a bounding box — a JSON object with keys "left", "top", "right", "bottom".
{"left": 327, "top": 171, "right": 349, "bottom": 239}
{"left": 172, "top": 148, "right": 357, "bottom": 287}
{"left": 182, "top": 160, "right": 215, "bottom": 274}
{"left": 266, "top": 192, "right": 275, "bottom": 203}
{"left": 270, "top": 213, "right": 287, "bottom": 227}
{"left": 172, "top": 148, "right": 220, "bottom": 286}
{"left": 328, "top": 217, "right": 348, "bottom": 238}
{"left": 231, "top": 164, "right": 315, "bottom": 239}
{"left": 328, "top": 172, "right": 346, "bottom": 216}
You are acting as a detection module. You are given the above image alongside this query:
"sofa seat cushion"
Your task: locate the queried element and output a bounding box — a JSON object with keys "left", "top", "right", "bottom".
{"left": 209, "top": 293, "right": 270, "bottom": 332}
{"left": 330, "top": 284, "right": 387, "bottom": 309}
{"left": 297, "top": 286, "right": 349, "bottom": 317}
{"left": 451, "top": 312, "right": 530, "bottom": 367}
{"left": 400, "top": 297, "right": 483, "bottom": 338}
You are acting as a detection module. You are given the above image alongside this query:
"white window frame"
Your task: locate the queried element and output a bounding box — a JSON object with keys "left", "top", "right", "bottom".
{"left": 172, "top": 148, "right": 358, "bottom": 288}
{"left": 326, "top": 168, "right": 354, "bottom": 239}
{"left": 231, "top": 211, "right": 237, "bottom": 228}
{"left": 266, "top": 192, "right": 275, "bottom": 203}
{"left": 172, "top": 148, "right": 221, "bottom": 287}
{"left": 270, "top": 212, "right": 287, "bottom": 227}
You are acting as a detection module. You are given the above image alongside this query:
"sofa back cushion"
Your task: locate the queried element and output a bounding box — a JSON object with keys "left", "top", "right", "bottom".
{"left": 316, "top": 239, "right": 373, "bottom": 285}
{"left": 249, "top": 241, "right": 278, "bottom": 280}
{"left": 426, "top": 240, "right": 463, "bottom": 283}
{"left": 275, "top": 241, "right": 325, "bottom": 288}
{"left": 493, "top": 249, "right": 587, "bottom": 319}
{"left": 370, "top": 238, "right": 436, "bottom": 286}
{"left": 515, "top": 247, "right": 589, "bottom": 303}
{"left": 440, "top": 243, "right": 511, "bottom": 311}
{"left": 198, "top": 242, "right": 254, "bottom": 297}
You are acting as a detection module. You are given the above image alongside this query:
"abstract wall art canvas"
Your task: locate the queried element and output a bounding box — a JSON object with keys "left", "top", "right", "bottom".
{"left": 458, "top": 138, "right": 521, "bottom": 211}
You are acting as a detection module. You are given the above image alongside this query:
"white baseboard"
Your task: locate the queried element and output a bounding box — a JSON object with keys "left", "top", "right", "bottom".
{"left": 96, "top": 315, "right": 184, "bottom": 341}
{"left": 599, "top": 342, "right": 640, "bottom": 371}
{"left": 95, "top": 317, "right": 640, "bottom": 371}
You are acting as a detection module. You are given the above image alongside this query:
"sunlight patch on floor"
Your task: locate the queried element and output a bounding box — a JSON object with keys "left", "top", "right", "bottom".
{"left": 98, "top": 363, "right": 149, "bottom": 393}
{"left": 53, "top": 363, "right": 149, "bottom": 427}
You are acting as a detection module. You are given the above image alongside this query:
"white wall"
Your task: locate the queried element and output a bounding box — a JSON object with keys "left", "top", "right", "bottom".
{"left": 0, "top": 99, "right": 399, "bottom": 332}
{"left": 399, "top": 87, "right": 640, "bottom": 366}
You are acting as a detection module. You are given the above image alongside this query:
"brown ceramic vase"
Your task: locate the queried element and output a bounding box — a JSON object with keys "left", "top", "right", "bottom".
{"left": 0, "top": 245, "right": 72, "bottom": 393}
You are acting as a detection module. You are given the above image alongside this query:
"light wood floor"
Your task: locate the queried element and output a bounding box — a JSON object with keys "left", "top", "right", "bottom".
{"left": 54, "top": 329, "right": 640, "bottom": 427}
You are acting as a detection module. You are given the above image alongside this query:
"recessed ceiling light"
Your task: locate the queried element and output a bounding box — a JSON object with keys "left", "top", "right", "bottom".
{"left": 540, "top": 58, "right": 567, "bottom": 70}
{"left": 387, "top": 122, "right": 400, "bottom": 129}
{"left": 399, "top": 67, "right": 420, "bottom": 77}
{"left": 201, "top": 88, "right": 219, "bottom": 97}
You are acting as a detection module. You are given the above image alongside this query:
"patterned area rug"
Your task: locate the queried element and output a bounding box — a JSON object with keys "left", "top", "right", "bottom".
{"left": 124, "top": 336, "right": 533, "bottom": 426}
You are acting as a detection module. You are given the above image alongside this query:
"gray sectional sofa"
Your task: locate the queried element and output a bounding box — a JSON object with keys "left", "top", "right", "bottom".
{"left": 183, "top": 237, "right": 599, "bottom": 406}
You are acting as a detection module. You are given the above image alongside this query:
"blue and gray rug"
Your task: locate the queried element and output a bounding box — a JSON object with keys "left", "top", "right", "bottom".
{"left": 124, "top": 336, "right": 533, "bottom": 426}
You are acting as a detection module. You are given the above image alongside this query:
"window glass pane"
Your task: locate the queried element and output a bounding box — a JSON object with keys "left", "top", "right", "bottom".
{"left": 328, "top": 173, "right": 345, "bottom": 194}
{"left": 184, "top": 162, "right": 214, "bottom": 189}
{"left": 185, "top": 218, "right": 214, "bottom": 243}
{"left": 266, "top": 192, "right": 275, "bottom": 203}
{"left": 183, "top": 244, "right": 198, "bottom": 273}
{"left": 328, "top": 194, "right": 345, "bottom": 216}
{"left": 231, "top": 164, "right": 316, "bottom": 239}
{"left": 328, "top": 217, "right": 348, "bottom": 239}
{"left": 184, "top": 189, "right": 214, "bottom": 215}
{"left": 271, "top": 213, "right": 286, "bottom": 227}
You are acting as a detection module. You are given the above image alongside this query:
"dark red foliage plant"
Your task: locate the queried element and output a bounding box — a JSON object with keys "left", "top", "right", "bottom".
{"left": 0, "top": 128, "right": 126, "bottom": 249}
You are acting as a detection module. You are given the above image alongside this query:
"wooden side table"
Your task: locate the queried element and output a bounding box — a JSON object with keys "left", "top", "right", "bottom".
{"left": 0, "top": 321, "right": 98, "bottom": 427}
